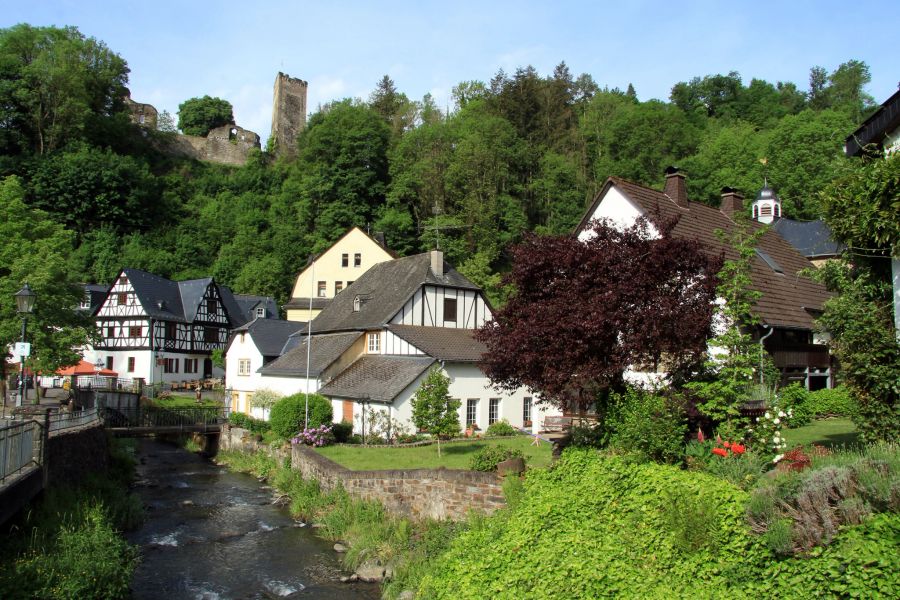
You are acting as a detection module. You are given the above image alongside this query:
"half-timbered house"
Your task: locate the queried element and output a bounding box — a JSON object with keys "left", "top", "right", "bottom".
{"left": 258, "top": 251, "right": 545, "bottom": 434}
{"left": 89, "top": 269, "right": 242, "bottom": 385}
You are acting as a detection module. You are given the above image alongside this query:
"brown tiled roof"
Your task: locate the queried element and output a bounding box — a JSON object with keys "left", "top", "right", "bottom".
{"left": 387, "top": 325, "right": 487, "bottom": 362}
{"left": 577, "top": 177, "right": 832, "bottom": 330}
{"left": 318, "top": 356, "right": 435, "bottom": 403}
{"left": 259, "top": 331, "right": 361, "bottom": 377}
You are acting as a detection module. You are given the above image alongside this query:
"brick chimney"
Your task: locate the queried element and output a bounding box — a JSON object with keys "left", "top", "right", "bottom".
{"left": 430, "top": 249, "right": 444, "bottom": 278}
{"left": 664, "top": 166, "right": 688, "bottom": 208}
{"left": 719, "top": 187, "right": 744, "bottom": 220}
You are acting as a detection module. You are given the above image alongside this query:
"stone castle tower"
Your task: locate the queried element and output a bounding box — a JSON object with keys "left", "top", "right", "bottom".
{"left": 270, "top": 72, "right": 308, "bottom": 158}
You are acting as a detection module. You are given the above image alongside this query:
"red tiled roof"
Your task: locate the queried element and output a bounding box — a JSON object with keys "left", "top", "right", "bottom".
{"left": 577, "top": 177, "right": 832, "bottom": 330}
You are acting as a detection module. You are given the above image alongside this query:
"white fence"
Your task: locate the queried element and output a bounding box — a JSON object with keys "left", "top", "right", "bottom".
{"left": 0, "top": 419, "right": 39, "bottom": 483}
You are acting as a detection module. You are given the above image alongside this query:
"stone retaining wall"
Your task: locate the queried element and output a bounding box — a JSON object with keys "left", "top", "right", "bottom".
{"left": 291, "top": 444, "right": 506, "bottom": 520}
{"left": 45, "top": 423, "right": 110, "bottom": 487}
{"left": 219, "top": 425, "right": 291, "bottom": 464}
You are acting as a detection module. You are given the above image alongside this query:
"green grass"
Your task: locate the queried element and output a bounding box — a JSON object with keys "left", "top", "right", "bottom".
{"left": 784, "top": 417, "right": 860, "bottom": 449}
{"left": 151, "top": 395, "right": 223, "bottom": 409}
{"left": 316, "top": 435, "right": 553, "bottom": 471}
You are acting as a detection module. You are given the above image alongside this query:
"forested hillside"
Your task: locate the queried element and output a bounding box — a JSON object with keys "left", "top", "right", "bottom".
{"left": 0, "top": 24, "right": 877, "bottom": 307}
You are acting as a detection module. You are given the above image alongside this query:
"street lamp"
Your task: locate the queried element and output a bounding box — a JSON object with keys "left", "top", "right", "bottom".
{"left": 14, "top": 283, "right": 36, "bottom": 405}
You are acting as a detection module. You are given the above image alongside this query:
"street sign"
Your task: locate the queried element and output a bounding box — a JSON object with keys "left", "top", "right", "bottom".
{"left": 13, "top": 342, "right": 30, "bottom": 358}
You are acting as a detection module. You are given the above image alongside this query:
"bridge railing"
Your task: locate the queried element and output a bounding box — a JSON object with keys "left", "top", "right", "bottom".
{"left": 0, "top": 419, "right": 40, "bottom": 484}
{"left": 101, "top": 406, "right": 225, "bottom": 430}
{"left": 49, "top": 408, "right": 101, "bottom": 434}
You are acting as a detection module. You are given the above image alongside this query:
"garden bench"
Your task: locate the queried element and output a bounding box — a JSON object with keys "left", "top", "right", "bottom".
{"left": 541, "top": 416, "right": 573, "bottom": 433}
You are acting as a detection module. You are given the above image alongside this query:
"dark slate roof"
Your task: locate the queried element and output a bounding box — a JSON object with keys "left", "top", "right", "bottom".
{"left": 576, "top": 178, "right": 832, "bottom": 330}
{"left": 178, "top": 278, "right": 214, "bottom": 322}
{"left": 318, "top": 356, "right": 435, "bottom": 403}
{"left": 227, "top": 318, "right": 306, "bottom": 357}
{"left": 310, "top": 253, "right": 479, "bottom": 334}
{"left": 772, "top": 219, "right": 843, "bottom": 259}
{"left": 387, "top": 325, "right": 487, "bottom": 362}
{"left": 259, "top": 331, "right": 362, "bottom": 377}
{"left": 83, "top": 284, "right": 109, "bottom": 315}
{"left": 219, "top": 286, "right": 247, "bottom": 326}
{"left": 233, "top": 294, "right": 279, "bottom": 321}
{"left": 283, "top": 297, "right": 333, "bottom": 310}
{"left": 845, "top": 88, "right": 900, "bottom": 157}
{"left": 119, "top": 268, "right": 242, "bottom": 326}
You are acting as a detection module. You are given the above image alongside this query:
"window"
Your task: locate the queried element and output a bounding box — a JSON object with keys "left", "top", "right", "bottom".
{"left": 207, "top": 299, "right": 218, "bottom": 315}
{"left": 753, "top": 205, "right": 759, "bottom": 219}
{"left": 256, "top": 307, "right": 266, "bottom": 318}
{"left": 347, "top": 280, "right": 354, "bottom": 287}
{"left": 166, "top": 322, "right": 177, "bottom": 340}
{"left": 79, "top": 294, "right": 91, "bottom": 309}
{"left": 184, "top": 358, "right": 198, "bottom": 374}
{"left": 127, "top": 357, "right": 135, "bottom": 373}
{"left": 128, "top": 325, "right": 142, "bottom": 338}
{"left": 443, "top": 297, "right": 457, "bottom": 323}
{"left": 368, "top": 332, "right": 380, "bottom": 353}
{"left": 118, "top": 276, "right": 128, "bottom": 285}
{"left": 335, "top": 281, "right": 343, "bottom": 294}
{"left": 317, "top": 281, "right": 327, "bottom": 297}
{"left": 341, "top": 253, "right": 349, "bottom": 267}
{"left": 353, "top": 295, "right": 361, "bottom": 312}
{"left": 107, "top": 325, "right": 115, "bottom": 339}
{"left": 466, "top": 399, "right": 478, "bottom": 426}
{"left": 523, "top": 397, "right": 532, "bottom": 426}
{"left": 238, "top": 359, "right": 251, "bottom": 376}
{"left": 204, "top": 327, "right": 217, "bottom": 343}
{"left": 117, "top": 292, "right": 128, "bottom": 306}
{"left": 489, "top": 398, "right": 500, "bottom": 425}
{"left": 163, "top": 358, "right": 179, "bottom": 374}
{"left": 105, "top": 356, "right": 114, "bottom": 371}
{"left": 354, "top": 253, "right": 361, "bottom": 267}
{"left": 774, "top": 204, "right": 781, "bottom": 218}
{"left": 760, "top": 204, "right": 772, "bottom": 216}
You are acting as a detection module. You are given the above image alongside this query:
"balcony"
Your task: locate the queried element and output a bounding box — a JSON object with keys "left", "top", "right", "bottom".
{"left": 768, "top": 344, "right": 831, "bottom": 369}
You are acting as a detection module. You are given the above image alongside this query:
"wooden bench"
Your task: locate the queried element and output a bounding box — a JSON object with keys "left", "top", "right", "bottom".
{"left": 541, "top": 416, "right": 573, "bottom": 433}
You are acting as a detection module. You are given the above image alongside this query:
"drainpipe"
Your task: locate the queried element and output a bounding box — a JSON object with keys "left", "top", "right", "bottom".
{"left": 759, "top": 325, "right": 774, "bottom": 385}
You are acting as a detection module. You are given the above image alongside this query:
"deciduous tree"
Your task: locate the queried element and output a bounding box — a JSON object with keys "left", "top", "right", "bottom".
{"left": 177, "top": 95, "right": 234, "bottom": 137}
{"left": 477, "top": 218, "right": 721, "bottom": 413}
{"left": 411, "top": 368, "right": 461, "bottom": 455}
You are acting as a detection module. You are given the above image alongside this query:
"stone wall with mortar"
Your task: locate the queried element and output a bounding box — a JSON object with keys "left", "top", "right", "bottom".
{"left": 291, "top": 444, "right": 506, "bottom": 520}
{"left": 45, "top": 424, "right": 110, "bottom": 488}
{"left": 219, "top": 425, "right": 291, "bottom": 464}
{"left": 270, "top": 72, "right": 308, "bottom": 158}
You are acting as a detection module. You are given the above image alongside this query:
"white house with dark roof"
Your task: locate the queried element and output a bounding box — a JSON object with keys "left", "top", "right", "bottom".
{"left": 88, "top": 268, "right": 250, "bottom": 385}
{"left": 224, "top": 318, "right": 307, "bottom": 416}
{"left": 259, "top": 251, "right": 543, "bottom": 434}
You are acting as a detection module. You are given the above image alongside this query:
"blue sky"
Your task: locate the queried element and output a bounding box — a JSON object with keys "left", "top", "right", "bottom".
{"left": 4, "top": 1, "right": 898, "bottom": 144}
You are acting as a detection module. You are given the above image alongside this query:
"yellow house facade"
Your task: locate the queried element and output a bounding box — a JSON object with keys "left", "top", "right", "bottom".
{"left": 283, "top": 227, "right": 395, "bottom": 322}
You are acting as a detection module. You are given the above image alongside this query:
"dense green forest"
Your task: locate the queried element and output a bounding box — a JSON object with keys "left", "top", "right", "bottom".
{"left": 0, "top": 24, "right": 878, "bottom": 307}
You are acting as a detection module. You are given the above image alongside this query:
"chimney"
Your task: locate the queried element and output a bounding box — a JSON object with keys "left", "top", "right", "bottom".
{"left": 373, "top": 231, "right": 386, "bottom": 248}
{"left": 430, "top": 249, "right": 444, "bottom": 278}
{"left": 719, "top": 187, "right": 744, "bottom": 220}
{"left": 664, "top": 166, "right": 689, "bottom": 208}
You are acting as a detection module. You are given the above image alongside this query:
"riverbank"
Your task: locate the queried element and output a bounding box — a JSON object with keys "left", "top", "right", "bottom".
{"left": 0, "top": 437, "right": 141, "bottom": 599}
{"left": 214, "top": 448, "right": 486, "bottom": 598}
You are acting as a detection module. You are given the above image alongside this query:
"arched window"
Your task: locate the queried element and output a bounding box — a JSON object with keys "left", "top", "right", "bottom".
{"left": 774, "top": 204, "right": 781, "bottom": 218}
{"left": 753, "top": 205, "right": 759, "bottom": 219}
{"left": 353, "top": 295, "right": 361, "bottom": 312}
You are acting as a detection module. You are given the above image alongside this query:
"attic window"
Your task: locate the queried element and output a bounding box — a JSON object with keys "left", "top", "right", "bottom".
{"left": 755, "top": 249, "right": 784, "bottom": 274}
{"left": 157, "top": 300, "right": 166, "bottom": 311}
{"left": 256, "top": 307, "right": 265, "bottom": 318}
{"left": 353, "top": 295, "right": 361, "bottom": 312}
{"left": 760, "top": 205, "right": 772, "bottom": 216}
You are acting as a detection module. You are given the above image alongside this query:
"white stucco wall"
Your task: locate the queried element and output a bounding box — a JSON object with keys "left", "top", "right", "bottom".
{"left": 577, "top": 186, "right": 658, "bottom": 241}
{"left": 84, "top": 348, "right": 219, "bottom": 385}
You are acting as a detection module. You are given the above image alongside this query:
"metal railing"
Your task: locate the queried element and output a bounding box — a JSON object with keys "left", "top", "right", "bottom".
{"left": 0, "top": 419, "right": 40, "bottom": 483}
{"left": 101, "top": 406, "right": 225, "bottom": 431}
{"left": 48, "top": 408, "right": 101, "bottom": 434}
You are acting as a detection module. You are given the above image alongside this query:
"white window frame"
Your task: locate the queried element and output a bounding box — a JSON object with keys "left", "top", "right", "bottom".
{"left": 368, "top": 332, "right": 380, "bottom": 353}
{"left": 255, "top": 307, "right": 265, "bottom": 318}
{"left": 523, "top": 397, "right": 532, "bottom": 425}
{"left": 466, "top": 398, "right": 478, "bottom": 426}
{"left": 489, "top": 398, "right": 500, "bottom": 425}
{"left": 238, "top": 359, "right": 251, "bottom": 376}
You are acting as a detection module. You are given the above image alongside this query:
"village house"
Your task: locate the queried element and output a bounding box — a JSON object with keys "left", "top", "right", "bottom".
{"left": 256, "top": 251, "right": 543, "bottom": 434}
{"left": 87, "top": 268, "right": 262, "bottom": 386}
{"left": 283, "top": 227, "right": 395, "bottom": 322}
{"left": 576, "top": 169, "right": 834, "bottom": 390}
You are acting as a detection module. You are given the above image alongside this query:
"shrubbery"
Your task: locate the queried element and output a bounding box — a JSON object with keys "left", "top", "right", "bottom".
{"left": 485, "top": 420, "right": 517, "bottom": 437}
{"left": 468, "top": 446, "right": 525, "bottom": 472}
{"left": 269, "top": 393, "right": 332, "bottom": 439}
{"left": 607, "top": 387, "right": 687, "bottom": 463}
{"left": 331, "top": 420, "right": 354, "bottom": 443}
{"left": 228, "top": 411, "right": 270, "bottom": 435}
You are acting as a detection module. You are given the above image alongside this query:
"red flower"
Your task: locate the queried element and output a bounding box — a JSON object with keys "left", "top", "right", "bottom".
{"left": 697, "top": 429, "right": 705, "bottom": 443}
{"left": 712, "top": 447, "right": 728, "bottom": 457}
{"left": 723, "top": 441, "right": 731, "bottom": 449}
{"left": 731, "top": 444, "right": 746, "bottom": 454}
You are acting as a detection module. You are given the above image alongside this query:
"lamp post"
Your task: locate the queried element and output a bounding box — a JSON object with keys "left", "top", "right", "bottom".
{"left": 14, "top": 283, "right": 36, "bottom": 405}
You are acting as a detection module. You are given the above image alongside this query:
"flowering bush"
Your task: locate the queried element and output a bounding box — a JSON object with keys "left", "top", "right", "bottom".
{"left": 749, "top": 401, "right": 792, "bottom": 461}
{"left": 291, "top": 424, "right": 335, "bottom": 447}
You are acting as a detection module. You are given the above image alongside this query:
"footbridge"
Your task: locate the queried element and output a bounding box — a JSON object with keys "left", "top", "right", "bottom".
{"left": 101, "top": 406, "right": 226, "bottom": 436}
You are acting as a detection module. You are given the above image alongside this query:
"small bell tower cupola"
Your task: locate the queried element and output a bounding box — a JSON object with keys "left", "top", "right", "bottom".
{"left": 752, "top": 181, "right": 782, "bottom": 224}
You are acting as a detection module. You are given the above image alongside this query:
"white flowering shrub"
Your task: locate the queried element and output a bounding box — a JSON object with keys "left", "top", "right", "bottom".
{"left": 749, "top": 399, "right": 794, "bottom": 462}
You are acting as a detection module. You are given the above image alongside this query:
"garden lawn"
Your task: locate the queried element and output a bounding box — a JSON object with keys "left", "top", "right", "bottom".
{"left": 152, "top": 395, "right": 223, "bottom": 409}
{"left": 784, "top": 417, "right": 859, "bottom": 449}
{"left": 316, "top": 435, "right": 552, "bottom": 470}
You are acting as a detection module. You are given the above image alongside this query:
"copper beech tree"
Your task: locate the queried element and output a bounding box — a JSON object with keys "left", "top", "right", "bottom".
{"left": 476, "top": 218, "right": 722, "bottom": 412}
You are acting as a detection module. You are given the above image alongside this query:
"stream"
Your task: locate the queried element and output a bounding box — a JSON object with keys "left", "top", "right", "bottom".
{"left": 127, "top": 439, "right": 380, "bottom": 599}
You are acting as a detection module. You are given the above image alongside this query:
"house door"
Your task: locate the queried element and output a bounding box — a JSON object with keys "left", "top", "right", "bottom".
{"left": 203, "top": 358, "right": 213, "bottom": 378}
{"left": 342, "top": 400, "right": 354, "bottom": 424}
